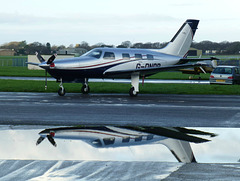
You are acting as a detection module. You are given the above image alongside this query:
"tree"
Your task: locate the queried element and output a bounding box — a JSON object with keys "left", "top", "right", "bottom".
{"left": 226, "top": 42, "right": 240, "bottom": 54}
{"left": 46, "top": 42, "right": 51, "bottom": 54}
{"left": 121, "top": 41, "right": 132, "bottom": 48}
{"left": 76, "top": 41, "right": 90, "bottom": 50}
{"left": 132, "top": 43, "right": 143, "bottom": 48}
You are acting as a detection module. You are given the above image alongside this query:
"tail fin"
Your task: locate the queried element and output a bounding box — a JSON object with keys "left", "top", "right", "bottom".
{"left": 159, "top": 19, "right": 199, "bottom": 57}
{"left": 162, "top": 138, "right": 196, "bottom": 163}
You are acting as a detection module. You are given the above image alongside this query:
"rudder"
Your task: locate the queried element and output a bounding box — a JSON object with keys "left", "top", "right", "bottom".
{"left": 159, "top": 19, "right": 199, "bottom": 57}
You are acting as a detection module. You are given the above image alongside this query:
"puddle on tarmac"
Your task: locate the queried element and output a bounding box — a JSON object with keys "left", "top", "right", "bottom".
{"left": 0, "top": 125, "right": 240, "bottom": 163}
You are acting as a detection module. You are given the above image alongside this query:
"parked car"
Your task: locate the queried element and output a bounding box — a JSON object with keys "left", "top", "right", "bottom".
{"left": 209, "top": 65, "right": 240, "bottom": 85}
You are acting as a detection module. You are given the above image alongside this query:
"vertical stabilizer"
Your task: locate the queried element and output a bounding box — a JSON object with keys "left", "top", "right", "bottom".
{"left": 159, "top": 19, "right": 199, "bottom": 57}
{"left": 161, "top": 138, "right": 196, "bottom": 163}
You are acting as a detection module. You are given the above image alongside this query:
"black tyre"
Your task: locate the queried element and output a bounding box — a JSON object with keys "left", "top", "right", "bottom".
{"left": 129, "top": 87, "right": 138, "bottom": 97}
{"left": 58, "top": 87, "right": 66, "bottom": 96}
{"left": 81, "top": 84, "right": 90, "bottom": 94}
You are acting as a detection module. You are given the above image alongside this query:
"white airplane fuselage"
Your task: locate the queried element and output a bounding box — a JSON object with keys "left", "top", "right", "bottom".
{"left": 42, "top": 48, "right": 181, "bottom": 81}
{"left": 37, "top": 126, "right": 202, "bottom": 163}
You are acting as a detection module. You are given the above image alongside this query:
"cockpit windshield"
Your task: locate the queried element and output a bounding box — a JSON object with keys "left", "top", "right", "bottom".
{"left": 85, "top": 49, "right": 102, "bottom": 59}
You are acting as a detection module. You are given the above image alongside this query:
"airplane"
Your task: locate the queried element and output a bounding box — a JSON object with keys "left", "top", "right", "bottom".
{"left": 179, "top": 60, "right": 218, "bottom": 79}
{"left": 36, "top": 126, "right": 216, "bottom": 163}
{"left": 28, "top": 19, "right": 217, "bottom": 96}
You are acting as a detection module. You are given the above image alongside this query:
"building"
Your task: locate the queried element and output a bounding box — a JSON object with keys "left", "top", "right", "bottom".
{"left": 188, "top": 48, "right": 202, "bottom": 57}
{"left": 0, "top": 49, "right": 15, "bottom": 56}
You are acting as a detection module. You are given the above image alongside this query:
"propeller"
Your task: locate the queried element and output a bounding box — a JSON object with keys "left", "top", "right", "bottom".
{"left": 35, "top": 52, "right": 57, "bottom": 64}
{"left": 36, "top": 132, "right": 57, "bottom": 147}
{"left": 35, "top": 52, "right": 57, "bottom": 90}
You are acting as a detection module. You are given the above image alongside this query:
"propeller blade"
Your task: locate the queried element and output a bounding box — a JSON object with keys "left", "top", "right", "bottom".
{"left": 35, "top": 52, "right": 45, "bottom": 63}
{"left": 36, "top": 136, "right": 45, "bottom": 146}
{"left": 47, "top": 135, "right": 57, "bottom": 147}
{"left": 199, "top": 66, "right": 207, "bottom": 74}
{"left": 47, "top": 54, "right": 57, "bottom": 64}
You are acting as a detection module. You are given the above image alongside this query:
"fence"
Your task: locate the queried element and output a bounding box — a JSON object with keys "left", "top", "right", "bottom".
{"left": 0, "top": 58, "right": 28, "bottom": 67}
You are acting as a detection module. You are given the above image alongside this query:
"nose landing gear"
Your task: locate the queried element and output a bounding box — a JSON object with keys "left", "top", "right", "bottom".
{"left": 81, "top": 78, "right": 90, "bottom": 94}
{"left": 58, "top": 78, "right": 66, "bottom": 96}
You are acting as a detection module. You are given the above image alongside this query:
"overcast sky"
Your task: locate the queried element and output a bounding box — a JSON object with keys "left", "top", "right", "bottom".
{"left": 1, "top": 0, "right": 240, "bottom": 46}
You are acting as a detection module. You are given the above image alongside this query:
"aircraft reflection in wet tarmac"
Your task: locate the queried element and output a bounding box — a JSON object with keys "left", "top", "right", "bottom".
{"left": 37, "top": 126, "right": 216, "bottom": 163}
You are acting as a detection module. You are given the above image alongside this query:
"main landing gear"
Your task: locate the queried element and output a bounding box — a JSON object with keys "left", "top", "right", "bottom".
{"left": 129, "top": 73, "right": 139, "bottom": 97}
{"left": 57, "top": 76, "right": 139, "bottom": 97}
{"left": 57, "top": 78, "right": 90, "bottom": 96}
{"left": 129, "top": 87, "right": 138, "bottom": 97}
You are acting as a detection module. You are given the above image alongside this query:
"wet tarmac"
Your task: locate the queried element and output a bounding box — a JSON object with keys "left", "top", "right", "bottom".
{"left": 0, "top": 92, "right": 239, "bottom": 127}
{"left": 1, "top": 160, "right": 239, "bottom": 181}
{"left": 1, "top": 91, "right": 240, "bottom": 180}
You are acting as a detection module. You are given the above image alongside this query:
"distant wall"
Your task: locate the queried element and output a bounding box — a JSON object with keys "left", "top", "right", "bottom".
{"left": 27, "top": 55, "right": 74, "bottom": 70}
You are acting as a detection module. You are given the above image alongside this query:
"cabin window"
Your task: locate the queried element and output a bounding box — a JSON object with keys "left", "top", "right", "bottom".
{"left": 146, "top": 135, "right": 154, "bottom": 140}
{"left": 86, "top": 50, "right": 102, "bottom": 59}
{"left": 122, "top": 53, "right": 130, "bottom": 60}
{"left": 103, "top": 52, "right": 115, "bottom": 60}
{"left": 135, "top": 54, "right": 142, "bottom": 60}
{"left": 122, "top": 137, "right": 130, "bottom": 143}
{"left": 135, "top": 136, "right": 142, "bottom": 142}
{"left": 147, "top": 54, "right": 154, "bottom": 60}
{"left": 91, "top": 139, "right": 102, "bottom": 147}
{"left": 103, "top": 137, "right": 115, "bottom": 145}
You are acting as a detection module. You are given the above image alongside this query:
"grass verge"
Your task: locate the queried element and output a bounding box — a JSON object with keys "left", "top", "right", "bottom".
{"left": 0, "top": 67, "right": 46, "bottom": 77}
{"left": 1, "top": 79, "right": 240, "bottom": 95}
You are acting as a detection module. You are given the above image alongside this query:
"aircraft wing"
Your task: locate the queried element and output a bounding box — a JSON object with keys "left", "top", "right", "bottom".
{"left": 25, "top": 62, "right": 40, "bottom": 66}
{"left": 104, "top": 63, "right": 203, "bottom": 77}
{"left": 120, "top": 126, "right": 212, "bottom": 143}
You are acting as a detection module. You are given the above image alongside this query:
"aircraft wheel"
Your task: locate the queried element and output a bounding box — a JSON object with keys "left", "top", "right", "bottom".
{"left": 58, "top": 87, "right": 66, "bottom": 96}
{"left": 81, "top": 84, "right": 90, "bottom": 94}
{"left": 129, "top": 87, "right": 138, "bottom": 97}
